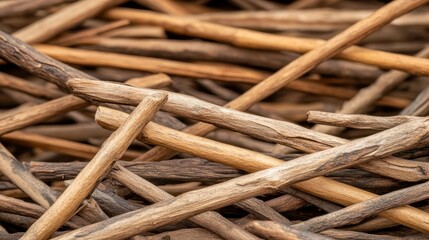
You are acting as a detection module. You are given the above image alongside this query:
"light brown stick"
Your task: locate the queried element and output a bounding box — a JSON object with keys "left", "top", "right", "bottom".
{"left": 95, "top": 107, "right": 429, "bottom": 233}
{"left": 0, "top": 0, "right": 67, "bottom": 18}
{"left": 311, "top": 45, "right": 429, "bottom": 135}
{"left": 103, "top": 2, "right": 429, "bottom": 76}
{"left": 51, "top": 19, "right": 130, "bottom": 46}
{"left": 0, "top": 95, "right": 88, "bottom": 135}
{"left": 1, "top": 131, "right": 142, "bottom": 161}
{"left": 13, "top": 0, "right": 126, "bottom": 43}
{"left": 110, "top": 165, "right": 259, "bottom": 240}
{"left": 245, "top": 220, "right": 333, "bottom": 240}
{"left": 55, "top": 117, "right": 429, "bottom": 239}
{"left": 0, "top": 72, "right": 64, "bottom": 99}
{"left": 22, "top": 93, "right": 167, "bottom": 240}
{"left": 133, "top": 0, "right": 187, "bottom": 15}
{"left": 307, "top": 111, "right": 423, "bottom": 130}
{"left": 293, "top": 180, "right": 429, "bottom": 232}
{"left": 35, "top": 44, "right": 270, "bottom": 83}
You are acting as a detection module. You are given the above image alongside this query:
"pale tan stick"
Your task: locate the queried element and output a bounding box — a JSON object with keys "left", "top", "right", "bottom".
{"left": 95, "top": 107, "right": 429, "bottom": 233}
{"left": 100, "top": 26, "right": 166, "bottom": 38}
{"left": 51, "top": 19, "right": 130, "bottom": 46}
{"left": 13, "top": 0, "right": 126, "bottom": 43}
{"left": 1, "top": 131, "right": 142, "bottom": 161}
{"left": 69, "top": 79, "right": 429, "bottom": 182}
{"left": 56, "top": 117, "right": 429, "bottom": 239}
{"left": 22, "top": 93, "right": 167, "bottom": 240}
{"left": 195, "top": 9, "right": 429, "bottom": 26}
{"left": 0, "top": 0, "right": 68, "bottom": 18}
{"left": 307, "top": 111, "right": 423, "bottom": 130}
{"left": 110, "top": 165, "right": 260, "bottom": 240}
{"left": 78, "top": 37, "right": 382, "bottom": 80}
{"left": 312, "top": 45, "right": 429, "bottom": 136}
{"left": 0, "top": 72, "right": 64, "bottom": 99}
{"left": 245, "top": 220, "right": 333, "bottom": 240}
{"left": 133, "top": 0, "right": 187, "bottom": 15}
{"left": 35, "top": 44, "right": 270, "bottom": 83}
{"left": 0, "top": 95, "right": 88, "bottom": 135}
{"left": 96, "top": 0, "right": 429, "bottom": 174}
{"left": 126, "top": 73, "right": 172, "bottom": 89}
{"left": 103, "top": 2, "right": 429, "bottom": 76}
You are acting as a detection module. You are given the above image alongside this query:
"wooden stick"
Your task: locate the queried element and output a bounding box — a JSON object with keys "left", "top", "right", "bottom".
{"left": 293, "top": 180, "right": 429, "bottom": 232}
{"left": 2, "top": 131, "right": 142, "bottom": 161}
{"left": 22, "top": 92, "right": 167, "bottom": 240}
{"left": 194, "top": 8, "right": 429, "bottom": 27}
{"left": 34, "top": 44, "right": 270, "bottom": 83}
{"left": 28, "top": 158, "right": 242, "bottom": 183}
{"left": 0, "top": 0, "right": 68, "bottom": 18}
{"left": 78, "top": 37, "right": 382, "bottom": 80}
{"left": 320, "top": 229, "right": 407, "bottom": 240}
{"left": 307, "top": 111, "right": 423, "bottom": 130}
{"left": 234, "top": 198, "right": 291, "bottom": 225}
{"left": 55, "top": 117, "right": 429, "bottom": 239}
{"left": 69, "top": 79, "right": 429, "bottom": 182}
{"left": 133, "top": 0, "right": 187, "bottom": 15}
{"left": 0, "top": 95, "right": 88, "bottom": 135}
{"left": 0, "top": 72, "right": 64, "bottom": 99}
{"left": 245, "top": 220, "right": 333, "bottom": 240}
{"left": 110, "top": 165, "right": 259, "bottom": 240}
{"left": 100, "top": 26, "right": 166, "bottom": 38}
{"left": 95, "top": 107, "right": 429, "bottom": 233}
{"left": 51, "top": 19, "right": 130, "bottom": 46}
{"left": 343, "top": 205, "right": 429, "bottom": 232}
{"left": 311, "top": 45, "right": 429, "bottom": 135}
{"left": 13, "top": 0, "right": 126, "bottom": 43}
{"left": 103, "top": 1, "right": 429, "bottom": 76}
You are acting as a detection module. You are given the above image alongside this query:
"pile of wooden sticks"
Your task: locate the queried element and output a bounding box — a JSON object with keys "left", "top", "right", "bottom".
{"left": 0, "top": 0, "right": 429, "bottom": 239}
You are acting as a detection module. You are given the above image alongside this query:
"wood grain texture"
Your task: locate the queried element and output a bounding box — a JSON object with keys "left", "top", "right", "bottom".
{"left": 22, "top": 93, "right": 167, "bottom": 240}
{"left": 245, "top": 220, "right": 333, "bottom": 240}
{"left": 307, "top": 111, "right": 424, "bottom": 130}
{"left": 55, "top": 116, "right": 429, "bottom": 239}
{"left": 13, "top": 0, "right": 126, "bottom": 43}
{"left": 104, "top": 1, "right": 429, "bottom": 75}
{"left": 95, "top": 107, "right": 429, "bottom": 234}
{"left": 69, "top": 79, "right": 429, "bottom": 182}
{"left": 110, "top": 165, "right": 260, "bottom": 240}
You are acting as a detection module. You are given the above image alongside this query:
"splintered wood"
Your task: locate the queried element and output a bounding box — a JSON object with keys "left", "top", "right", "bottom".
{"left": 0, "top": 1, "right": 428, "bottom": 239}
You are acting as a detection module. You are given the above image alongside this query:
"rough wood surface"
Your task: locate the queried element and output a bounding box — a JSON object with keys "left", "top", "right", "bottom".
{"left": 94, "top": 107, "right": 429, "bottom": 233}
{"left": 69, "top": 79, "right": 429, "bottom": 182}
{"left": 22, "top": 93, "right": 167, "bottom": 240}
{"left": 13, "top": 0, "right": 126, "bottom": 43}
{"left": 55, "top": 116, "right": 429, "bottom": 239}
